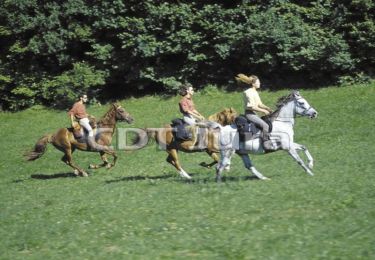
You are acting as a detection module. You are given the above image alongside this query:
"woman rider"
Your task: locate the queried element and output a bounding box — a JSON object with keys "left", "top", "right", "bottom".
{"left": 235, "top": 74, "right": 275, "bottom": 151}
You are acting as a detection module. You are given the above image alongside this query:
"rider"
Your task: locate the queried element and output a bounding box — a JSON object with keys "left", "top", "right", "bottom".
{"left": 68, "top": 94, "right": 113, "bottom": 152}
{"left": 178, "top": 83, "right": 205, "bottom": 125}
{"left": 235, "top": 73, "right": 275, "bottom": 151}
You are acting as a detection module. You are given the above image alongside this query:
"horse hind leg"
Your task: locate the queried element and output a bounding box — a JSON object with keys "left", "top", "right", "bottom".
{"left": 61, "top": 149, "right": 88, "bottom": 177}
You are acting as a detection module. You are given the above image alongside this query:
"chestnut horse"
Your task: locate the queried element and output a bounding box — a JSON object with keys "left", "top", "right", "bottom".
{"left": 25, "top": 103, "right": 134, "bottom": 176}
{"left": 146, "top": 108, "right": 237, "bottom": 179}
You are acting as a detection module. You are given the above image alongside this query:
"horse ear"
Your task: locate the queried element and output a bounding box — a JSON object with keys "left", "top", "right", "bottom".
{"left": 293, "top": 90, "right": 300, "bottom": 96}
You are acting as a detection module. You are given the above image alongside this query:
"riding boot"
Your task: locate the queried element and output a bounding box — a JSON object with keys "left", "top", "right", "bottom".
{"left": 237, "top": 132, "right": 247, "bottom": 154}
{"left": 262, "top": 132, "right": 275, "bottom": 152}
{"left": 87, "top": 136, "right": 113, "bottom": 152}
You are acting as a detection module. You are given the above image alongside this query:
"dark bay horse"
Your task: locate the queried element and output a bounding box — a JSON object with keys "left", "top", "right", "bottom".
{"left": 25, "top": 103, "right": 134, "bottom": 176}
{"left": 146, "top": 108, "right": 237, "bottom": 179}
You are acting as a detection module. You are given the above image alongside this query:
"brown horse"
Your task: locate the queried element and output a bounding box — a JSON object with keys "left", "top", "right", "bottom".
{"left": 146, "top": 108, "right": 237, "bottom": 179}
{"left": 24, "top": 103, "right": 134, "bottom": 176}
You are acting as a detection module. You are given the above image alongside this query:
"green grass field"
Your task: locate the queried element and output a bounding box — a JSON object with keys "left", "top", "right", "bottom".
{"left": 1, "top": 84, "right": 375, "bottom": 259}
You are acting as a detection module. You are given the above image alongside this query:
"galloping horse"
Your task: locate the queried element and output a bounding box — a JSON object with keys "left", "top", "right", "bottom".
{"left": 216, "top": 91, "right": 318, "bottom": 182}
{"left": 146, "top": 108, "right": 237, "bottom": 179}
{"left": 24, "top": 103, "right": 134, "bottom": 176}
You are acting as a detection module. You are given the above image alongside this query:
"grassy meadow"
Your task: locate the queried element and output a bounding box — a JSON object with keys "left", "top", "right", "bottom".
{"left": 1, "top": 83, "right": 375, "bottom": 259}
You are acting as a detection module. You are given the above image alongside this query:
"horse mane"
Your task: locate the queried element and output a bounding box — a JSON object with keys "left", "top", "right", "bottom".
{"left": 208, "top": 107, "right": 237, "bottom": 126}
{"left": 267, "top": 92, "right": 297, "bottom": 120}
{"left": 97, "top": 104, "right": 117, "bottom": 127}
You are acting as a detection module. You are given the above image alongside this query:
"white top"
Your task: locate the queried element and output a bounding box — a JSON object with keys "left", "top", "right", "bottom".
{"left": 243, "top": 88, "right": 263, "bottom": 111}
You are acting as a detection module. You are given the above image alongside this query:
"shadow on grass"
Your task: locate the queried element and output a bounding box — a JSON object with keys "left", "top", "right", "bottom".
{"left": 30, "top": 172, "right": 78, "bottom": 180}
{"left": 176, "top": 174, "right": 261, "bottom": 184}
{"left": 105, "top": 173, "right": 175, "bottom": 183}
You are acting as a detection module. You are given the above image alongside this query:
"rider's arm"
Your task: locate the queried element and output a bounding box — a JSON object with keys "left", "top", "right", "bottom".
{"left": 259, "top": 103, "right": 273, "bottom": 112}
{"left": 70, "top": 114, "right": 75, "bottom": 125}
{"left": 191, "top": 109, "right": 205, "bottom": 120}
{"left": 180, "top": 99, "right": 204, "bottom": 120}
{"left": 247, "top": 105, "right": 270, "bottom": 115}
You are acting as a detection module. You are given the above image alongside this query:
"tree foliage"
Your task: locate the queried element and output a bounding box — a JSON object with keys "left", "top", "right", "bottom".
{"left": 0, "top": 0, "right": 374, "bottom": 110}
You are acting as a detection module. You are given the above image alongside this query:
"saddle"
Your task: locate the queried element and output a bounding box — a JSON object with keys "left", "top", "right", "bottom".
{"left": 171, "top": 118, "right": 193, "bottom": 141}
{"left": 234, "top": 115, "right": 273, "bottom": 141}
{"left": 72, "top": 116, "right": 97, "bottom": 140}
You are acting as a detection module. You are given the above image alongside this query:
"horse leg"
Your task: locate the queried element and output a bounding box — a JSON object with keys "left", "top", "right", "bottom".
{"left": 240, "top": 154, "right": 270, "bottom": 180}
{"left": 102, "top": 150, "right": 117, "bottom": 169}
{"left": 89, "top": 152, "right": 110, "bottom": 169}
{"left": 166, "top": 154, "right": 176, "bottom": 167}
{"left": 215, "top": 149, "right": 234, "bottom": 182}
{"left": 167, "top": 149, "right": 191, "bottom": 179}
{"left": 61, "top": 149, "right": 88, "bottom": 177}
{"left": 287, "top": 148, "right": 314, "bottom": 176}
{"left": 200, "top": 151, "right": 219, "bottom": 168}
{"left": 293, "top": 143, "right": 314, "bottom": 169}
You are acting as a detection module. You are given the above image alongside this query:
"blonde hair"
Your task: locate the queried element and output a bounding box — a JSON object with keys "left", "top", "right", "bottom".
{"left": 235, "top": 74, "right": 259, "bottom": 88}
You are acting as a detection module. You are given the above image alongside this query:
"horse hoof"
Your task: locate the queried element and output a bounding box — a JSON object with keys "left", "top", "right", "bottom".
{"left": 261, "top": 177, "right": 271, "bottom": 181}
{"left": 106, "top": 164, "right": 113, "bottom": 169}
{"left": 73, "top": 169, "right": 80, "bottom": 176}
{"left": 179, "top": 171, "right": 191, "bottom": 179}
{"left": 81, "top": 172, "right": 89, "bottom": 177}
{"left": 308, "top": 162, "right": 314, "bottom": 169}
{"left": 224, "top": 166, "right": 231, "bottom": 171}
{"left": 89, "top": 164, "right": 97, "bottom": 169}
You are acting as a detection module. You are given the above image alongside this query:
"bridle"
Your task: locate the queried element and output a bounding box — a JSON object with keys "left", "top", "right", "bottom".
{"left": 295, "top": 97, "right": 314, "bottom": 117}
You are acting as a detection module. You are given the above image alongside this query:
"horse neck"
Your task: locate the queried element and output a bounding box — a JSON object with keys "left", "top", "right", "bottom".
{"left": 98, "top": 108, "right": 117, "bottom": 130}
{"left": 273, "top": 101, "right": 295, "bottom": 125}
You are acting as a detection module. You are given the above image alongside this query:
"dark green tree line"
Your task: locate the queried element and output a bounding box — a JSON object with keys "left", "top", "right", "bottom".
{"left": 0, "top": 0, "right": 374, "bottom": 110}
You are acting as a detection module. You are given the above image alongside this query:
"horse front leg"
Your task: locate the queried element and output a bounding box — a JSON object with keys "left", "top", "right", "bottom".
{"left": 89, "top": 152, "right": 109, "bottom": 169}
{"left": 293, "top": 143, "right": 314, "bottom": 169}
{"left": 103, "top": 151, "right": 117, "bottom": 169}
{"left": 216, "top": 149, "right": 234, "bottom": 182}
{"left": 240, "top": 154, "right": 270, "bottom": 180}
{"left": 167, "top": 149, "right": 191, "bottom": 179}
{"left": 287, "top": 148, "right": 314, "bottom": 176}
{"left": 200, "top": 151, "right": 219, "bottom": 168}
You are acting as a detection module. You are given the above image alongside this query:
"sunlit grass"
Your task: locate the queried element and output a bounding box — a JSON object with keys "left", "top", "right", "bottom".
{"left": 1, "top": 83, "right": 375, "bottom": 259}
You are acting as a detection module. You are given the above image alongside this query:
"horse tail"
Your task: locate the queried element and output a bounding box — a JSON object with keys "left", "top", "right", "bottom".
{"left": 24, "top": 134, "right": 53, "bottom": 161}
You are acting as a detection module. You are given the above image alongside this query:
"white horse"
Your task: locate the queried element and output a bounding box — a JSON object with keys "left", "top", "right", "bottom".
{"left": 216, "top": 91, "right": 318, "bottom": 182}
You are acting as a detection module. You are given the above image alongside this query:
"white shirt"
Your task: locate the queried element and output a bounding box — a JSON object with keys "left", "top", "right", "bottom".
{"left": 243, "top": 88, "right": 263, "bottom": 111}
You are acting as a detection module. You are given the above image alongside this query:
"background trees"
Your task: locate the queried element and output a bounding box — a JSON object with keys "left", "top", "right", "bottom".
{"left": 0, "top": 0, "right": 374, "bottom": 110}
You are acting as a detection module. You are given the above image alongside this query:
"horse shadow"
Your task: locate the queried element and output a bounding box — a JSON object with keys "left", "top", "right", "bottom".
{"left": 105, "top": 173, "right": 175, "bottom": 183}
{"left": 30, "top": 172, "right": 78, "bottom": 180}
{"left": 176, "top": 174, "right": 261, "bottom": 184}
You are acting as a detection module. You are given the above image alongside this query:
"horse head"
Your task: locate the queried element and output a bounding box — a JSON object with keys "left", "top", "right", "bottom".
{"left": 292, "top": 91, "right": 318, "bottom": 119}
{"left": 113, "top": 103, "right": 134, "bottom": 123}
{"left": 213, "top": 107, "right": 238, "bottom": 126}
